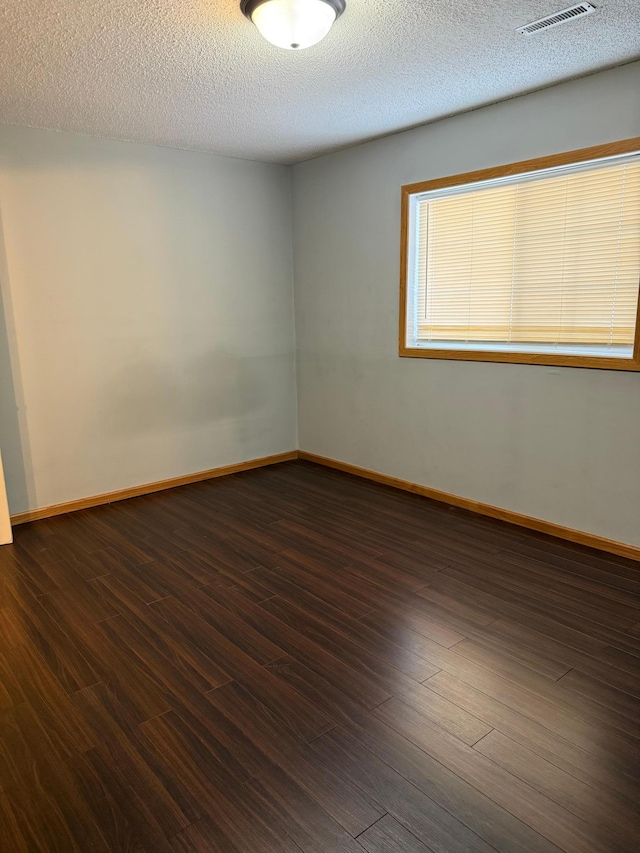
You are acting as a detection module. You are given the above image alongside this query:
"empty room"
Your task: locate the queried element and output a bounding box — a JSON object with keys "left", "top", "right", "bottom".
{"left": 0, "top": 1, "right": 639, "bottom": 850}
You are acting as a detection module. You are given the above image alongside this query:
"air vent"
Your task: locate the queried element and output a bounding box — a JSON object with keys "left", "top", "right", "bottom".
{"left": 517, "top": 3, "right": 596, "bottom": 35}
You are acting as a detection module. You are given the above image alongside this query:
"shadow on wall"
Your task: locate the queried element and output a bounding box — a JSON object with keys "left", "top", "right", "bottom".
{"left": 0, "top": 132, "right": 295, "bottom": 514}
{"left": 107, "top": 346, "right": 268, "bottom": 437}
{"left": 0, "top": 203, "right": 35, "bottom": 514}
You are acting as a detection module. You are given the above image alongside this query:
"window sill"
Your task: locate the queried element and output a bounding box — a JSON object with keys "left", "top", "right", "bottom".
{"left": 398, "top": 345, "right": 640, "bottom": 371}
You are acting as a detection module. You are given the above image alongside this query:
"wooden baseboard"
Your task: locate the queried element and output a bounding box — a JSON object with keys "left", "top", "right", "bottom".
{"left": 10, "top": 451, "right": 299, "bottom": 526}
{"left": 298, "top": 451, "right": 640, "bottom": 563}
{"left": 11, "top": 447, "right": 640, "bottom": 564}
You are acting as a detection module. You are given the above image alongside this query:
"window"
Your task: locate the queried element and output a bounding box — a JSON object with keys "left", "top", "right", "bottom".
{"left": 400, "top": 139, "right": 640, "bottom": 370}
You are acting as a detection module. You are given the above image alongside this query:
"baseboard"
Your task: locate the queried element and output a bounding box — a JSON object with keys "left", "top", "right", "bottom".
{"left": 298, "top": 451, "right": 640, "bottom": 563}
{"left": 10, "top": 451, "right": 299, "bottom": 526}
{"left": 11, "top": 447, "right": 640, "bottom": 564}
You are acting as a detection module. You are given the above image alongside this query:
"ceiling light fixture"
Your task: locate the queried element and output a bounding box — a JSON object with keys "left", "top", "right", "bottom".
{"left": 241, "top": 0, "right": 346, "bottom": 50}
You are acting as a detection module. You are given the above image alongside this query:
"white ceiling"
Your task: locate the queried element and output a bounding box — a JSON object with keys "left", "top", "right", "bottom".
{"left": 0, "top": 0, "right": 638, "bottom": 164}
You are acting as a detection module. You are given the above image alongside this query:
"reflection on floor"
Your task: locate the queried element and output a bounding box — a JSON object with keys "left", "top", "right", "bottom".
{"left": 1, "top": 460, "right": 638, "bottom": 852}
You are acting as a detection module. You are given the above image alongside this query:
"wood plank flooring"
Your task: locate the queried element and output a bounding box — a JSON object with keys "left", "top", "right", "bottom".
{"left": 1, "top": 459, "right": 639, "bottom": 852}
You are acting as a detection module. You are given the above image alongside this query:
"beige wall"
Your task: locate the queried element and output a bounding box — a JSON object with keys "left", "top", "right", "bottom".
{"left": 292, "top": 61, "right": 640, "bottom": 548}
{"left": 0, "top": 125, "right": 297, "bottom": 515}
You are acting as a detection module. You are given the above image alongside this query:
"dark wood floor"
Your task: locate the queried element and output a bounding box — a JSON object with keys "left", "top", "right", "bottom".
{"left": 1, "top": 460, "right": 639, "bottom": 852}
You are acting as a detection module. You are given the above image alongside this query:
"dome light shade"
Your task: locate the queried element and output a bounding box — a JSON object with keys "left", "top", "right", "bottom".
{"left": 241, "top": 0, "right": 346, "bottom": 50}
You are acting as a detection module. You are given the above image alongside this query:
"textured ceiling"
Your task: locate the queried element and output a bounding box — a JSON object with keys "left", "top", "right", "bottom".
{"left": 0, "top": 0, "right": 638, "bottom": 163}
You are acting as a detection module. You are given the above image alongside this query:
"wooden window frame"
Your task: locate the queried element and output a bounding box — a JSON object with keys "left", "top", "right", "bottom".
{"left": 399, "top": 138, "right": 640, "bottom": 370}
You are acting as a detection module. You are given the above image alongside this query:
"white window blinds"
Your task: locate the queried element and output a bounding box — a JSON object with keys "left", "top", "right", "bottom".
{"left": 408, "top": 156, "right": 640, "bottom": 358}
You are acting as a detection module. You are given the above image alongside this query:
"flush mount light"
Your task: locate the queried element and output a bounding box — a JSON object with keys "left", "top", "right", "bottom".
{"left": 241, "top": 0, "right": 346, "bottom": 50}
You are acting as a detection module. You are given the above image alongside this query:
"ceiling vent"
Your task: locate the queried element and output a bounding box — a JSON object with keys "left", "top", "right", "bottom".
{"left": 517, "top": 3, "right": 596, "bottom": 35}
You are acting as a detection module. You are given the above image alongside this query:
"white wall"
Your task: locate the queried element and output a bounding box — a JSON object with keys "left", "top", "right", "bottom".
{"left": 2, "top": 62, "right": 639, "bottom": 544}
{"left": 0, "top": 126, "right": 297, "bottom": 515}
{"left": 292, "top": 61, "right": 640, "bottom": 548}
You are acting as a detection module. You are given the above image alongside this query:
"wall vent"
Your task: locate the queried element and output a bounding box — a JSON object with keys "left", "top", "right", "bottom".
{"left": 517, "top": 3, "right": 596, "bottom": 35}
